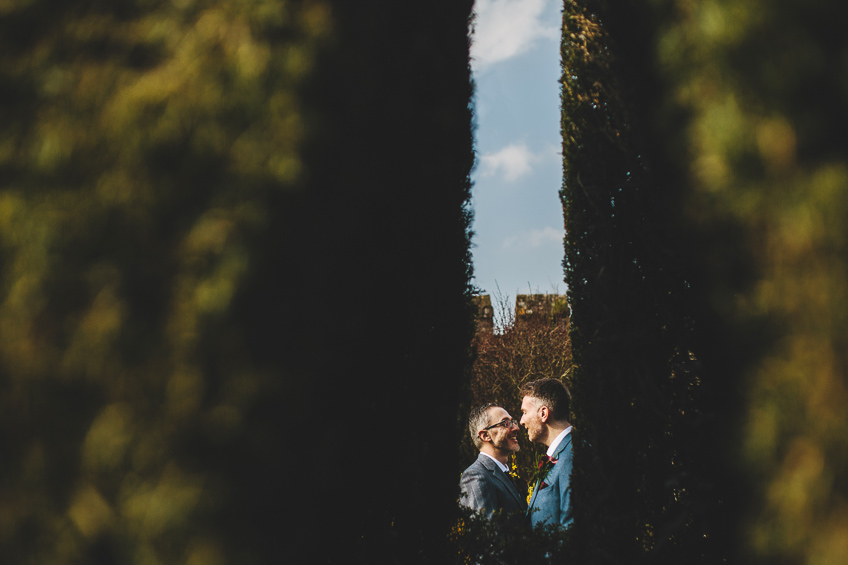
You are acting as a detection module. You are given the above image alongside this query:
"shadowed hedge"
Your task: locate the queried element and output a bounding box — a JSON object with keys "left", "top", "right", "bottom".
{"left": 562, "top": 0, "right": 848, "bottom": 564}
{"left": 0, "top": 2, "right": 475, "bottom": 563}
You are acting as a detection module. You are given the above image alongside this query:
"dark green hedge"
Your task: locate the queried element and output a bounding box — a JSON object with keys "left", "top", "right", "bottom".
{"left": 562, "top": 1, "right": 848, "bottom": 564}
{"left": 0, "top": 2, "right": 476, "bottom": 563}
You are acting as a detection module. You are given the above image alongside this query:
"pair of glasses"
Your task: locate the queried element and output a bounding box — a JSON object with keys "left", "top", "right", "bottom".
{"left": 482, "top": 418, "right": 518, "bottom": 431}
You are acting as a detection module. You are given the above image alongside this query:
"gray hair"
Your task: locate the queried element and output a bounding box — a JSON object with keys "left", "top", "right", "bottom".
{"left": 468, "top": 403, "right": 499, "bottom": 450}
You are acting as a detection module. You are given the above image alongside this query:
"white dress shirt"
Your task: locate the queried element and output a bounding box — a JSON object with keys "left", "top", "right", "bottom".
{"left": 481, "top": 451, "right": 510, "bottom": 473}
{"left": 546, "top": 426, "right": 573, "bottom": 457}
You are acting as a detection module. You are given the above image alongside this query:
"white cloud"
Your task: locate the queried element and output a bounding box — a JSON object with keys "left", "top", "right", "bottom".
{"left": 470, "top": 0, "right": 559, "bottom": 71}
{"left": 479, "top": 143, "right": 539, "bottom": 181}
{"left": 503, "top": 226, "right": 563, "bottom": 250}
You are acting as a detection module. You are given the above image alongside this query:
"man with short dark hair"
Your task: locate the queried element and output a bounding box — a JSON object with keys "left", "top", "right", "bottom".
{"left": 459, "top": 403, "right": 527, "bottom": 520}
{"left": 520, "top": 378, "right": 574, "bottom": 529}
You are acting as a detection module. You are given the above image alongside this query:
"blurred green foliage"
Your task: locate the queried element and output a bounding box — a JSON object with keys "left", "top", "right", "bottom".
{"left": 0, "top": 1, "right": 476, "bottom": 563}
{"left": 449, "top": 505, "right": 572, "bottom": 565}
{"left": 0, "top": 1, "right": 331, "bottom": 562}
{"left": 650, "top": 1, "right": 848, "bottom": 563}
{"left": 561, "top": 0, "right": 848, "bottom": 563}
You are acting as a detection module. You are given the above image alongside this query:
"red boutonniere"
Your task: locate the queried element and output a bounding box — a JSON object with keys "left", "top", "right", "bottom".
{"left": 533, "top": 453, "right": 558, "bottom": 490}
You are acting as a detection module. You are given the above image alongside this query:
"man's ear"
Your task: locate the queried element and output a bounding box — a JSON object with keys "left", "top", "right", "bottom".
{"left": 478, "top": 430, "right": 491, "bottom": 444}
{"left": 539, "top": 405, "right": 549, "bottom": 423}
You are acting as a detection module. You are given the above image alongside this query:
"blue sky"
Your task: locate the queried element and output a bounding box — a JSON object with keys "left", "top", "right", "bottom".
{"left": 469, "top": 0, "right": 564, "bottom": 300}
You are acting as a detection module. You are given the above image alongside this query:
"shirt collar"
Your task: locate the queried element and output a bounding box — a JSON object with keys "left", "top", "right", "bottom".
{"left": 546, "top": 426, "right": 572, "bottom": 457}
{"left": 480, "top": 451, "right": 510, "bottom": 473}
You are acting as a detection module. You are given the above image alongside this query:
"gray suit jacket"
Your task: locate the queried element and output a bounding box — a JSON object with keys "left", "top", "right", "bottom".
{"left": 527, "top": 432, "right": 573, "bottom": 529}
{"left": 459, "top": 453, "right": 527, "bottom": 519}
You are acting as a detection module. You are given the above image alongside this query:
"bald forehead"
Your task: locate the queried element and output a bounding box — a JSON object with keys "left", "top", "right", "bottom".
{"left": 487, "top": 406, "right": 510, "bottom": 424}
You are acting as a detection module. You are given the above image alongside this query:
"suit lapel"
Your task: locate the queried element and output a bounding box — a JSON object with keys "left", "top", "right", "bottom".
{"left": 553, "top": 432, "right": 571, "bottom": 459}
{"left": 478, "top": 454, "right": 523, "bottom": 507}
{"left": 528, "top": 433, "right": 572, "bottom": 514}
{"left": 491, "top": 462, "right": 523, "bottom": 506}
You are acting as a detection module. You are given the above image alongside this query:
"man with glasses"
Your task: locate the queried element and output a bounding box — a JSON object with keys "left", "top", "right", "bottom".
{"left": 459, "top": 403, "right": 527, "bottom": 520}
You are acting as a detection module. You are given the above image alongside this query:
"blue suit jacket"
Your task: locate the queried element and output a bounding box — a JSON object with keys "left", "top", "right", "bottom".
{"left": 459, "top": 453, "right": 527, "bottom": 519}
{"left": 527, "top": 432, "right": 573, "bottom": 529}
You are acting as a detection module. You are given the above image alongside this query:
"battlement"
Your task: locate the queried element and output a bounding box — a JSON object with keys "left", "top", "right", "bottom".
{"left": 473, "top": 293, "right": 569, "bottom": 333}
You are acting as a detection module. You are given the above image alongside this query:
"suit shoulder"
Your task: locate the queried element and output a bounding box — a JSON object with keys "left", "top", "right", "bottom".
{"left": 460, "top": 459, "right": 487, "bottom": 478}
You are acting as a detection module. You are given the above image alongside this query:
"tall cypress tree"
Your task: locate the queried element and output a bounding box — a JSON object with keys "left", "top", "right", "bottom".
{"left": 0, "top": 2, "right": 475, "bottom": 563}
{"left": 642, "top": 1, "right": 848, "bottom": 563}
{"left": 561, "top": 1, "right": 729, "bottom": 563}
{"left": 563, "top": 0, "right": 848, "bottom": 564}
